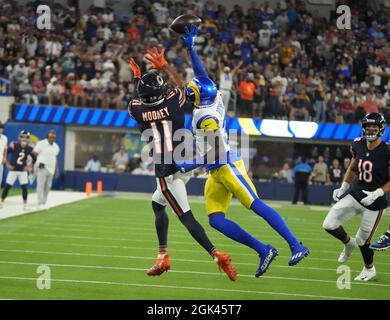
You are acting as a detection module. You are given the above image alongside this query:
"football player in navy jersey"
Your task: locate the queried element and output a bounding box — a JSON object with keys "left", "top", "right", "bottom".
{"left": 127, "top": 49, "right": 237, "bottom": 281}
{"left": 323, "top": 113, "right": 390, "bottom": 281}
{"left": 0, "top": 130, "right": 36, "bottom": 211}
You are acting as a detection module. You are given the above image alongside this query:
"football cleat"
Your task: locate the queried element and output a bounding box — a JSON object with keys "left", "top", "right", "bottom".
{"left": 255, "top": 245, "right": 278, "bottom": 277}
{"left": 147, "top": 255, "right": 171, "bottom": 276}
{"left": 370, "top": 234, "right": 390, "bottom": 251}
{"left": 354, "top": 266, "right": 376, "bottom": 281}
{"left": 338, "top": 238, "right": 357, "bottom": 263}
{"left": 213, "top": 251, "right": 237, "bottom": 281}
{"left": 289, "top": 242, "right": 310, "bottom": 266}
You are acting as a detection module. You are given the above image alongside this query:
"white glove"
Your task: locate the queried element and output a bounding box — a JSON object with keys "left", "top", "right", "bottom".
{"left": 360, "top": 188, "right": 384, "bottom": 206}
{"left": 333, "top": 182, "right": 350, "bottom": 202}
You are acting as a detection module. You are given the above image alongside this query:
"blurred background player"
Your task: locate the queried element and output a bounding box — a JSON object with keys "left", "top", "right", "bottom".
{"left": 0, "top": 122, "right": 7, "bottom": 188}
{"left": 33, "top": 130, "right": 60, "bottom": 210}
{"left": 128, "top": 50, "right": 237, "bottom": 281}
{"left": 371, "top": 225, "right": 390, "bottom": 251}
{"left": 292, "top": 157, "right": 312, "bottom": 205}
{"left": 323, "top": 113, "right": 390, "bottom": 281}
{"left": 177, "top": 25, "right": 309, "bottom": 277}
{"left": 0, "top": 130, "right": 36, "bottom": 211}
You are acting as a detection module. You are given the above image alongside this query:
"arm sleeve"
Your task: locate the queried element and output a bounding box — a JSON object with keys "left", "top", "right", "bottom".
{"left": 33, "top": 141, "right": 41, "bottom": 154}
{"left": 128, "top": 79, "right": 141, "bottom": 119}
{"left": 29, "top": 147, "right": 37, "bottom": 163}
{"left": 189, "top": 49, "right": 209, "bottom": 79}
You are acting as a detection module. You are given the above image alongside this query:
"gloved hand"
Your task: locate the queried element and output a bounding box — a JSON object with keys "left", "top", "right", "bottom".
{"left": 181, "top": 24, "right": 198, "bottom": 50}
{"left": 144, "top": 47, "right": 168, "bottom": 70}
{"left": 333, "top": 182, "right": 350, "bottom": 202}
{"left": 129, "top": 58, "right": 141, "bottom": 79}
{"left": 360, "top": 188, "right": 384, "bottom": 206}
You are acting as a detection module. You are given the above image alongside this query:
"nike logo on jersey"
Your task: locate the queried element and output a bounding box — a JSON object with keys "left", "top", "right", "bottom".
{"left": 142, "top": 107, "right": 170, "bottom": 122}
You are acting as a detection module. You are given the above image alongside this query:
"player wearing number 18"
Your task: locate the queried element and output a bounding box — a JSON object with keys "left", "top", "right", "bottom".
{"left": 127, "top": 51, "right": 237, "bottom": 281}
{"left": 323, "top": 112, "right": 390, "bottom": 281}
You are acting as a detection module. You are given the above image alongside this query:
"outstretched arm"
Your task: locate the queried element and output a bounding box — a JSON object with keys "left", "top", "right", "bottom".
{"left": 144, "top": 47, "right": 185, "bottom": 88}
{"left": 182, "top": 25, "right": 209, "bottom": 79}
{"left": 129, "top": 58, "right": 141, "bottom": 98}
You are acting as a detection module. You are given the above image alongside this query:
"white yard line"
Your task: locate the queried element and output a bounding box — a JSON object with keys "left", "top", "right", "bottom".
{"left": 0, "top": 260, "right": 388, "bottom": 289}
{"left": 0, "top": 238, "right": 389, "bottom": 268}
{"left": 1, "top": 232, "right": 390, "bottom": 265}
{"left": 0, "top": 275, "right": 366, "bottom": 300}
{"left": 0, "top": 247, "right": 389, "bottom": 271}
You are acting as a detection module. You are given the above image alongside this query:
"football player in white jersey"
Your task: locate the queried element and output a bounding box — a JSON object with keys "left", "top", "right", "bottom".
{"left": 176, "top": 25, "right": 309, "bottom": 277}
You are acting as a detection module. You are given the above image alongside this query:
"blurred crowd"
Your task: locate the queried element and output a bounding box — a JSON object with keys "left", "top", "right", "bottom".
{"left": 0, "top": 0, "right": 389, "bottom": 123}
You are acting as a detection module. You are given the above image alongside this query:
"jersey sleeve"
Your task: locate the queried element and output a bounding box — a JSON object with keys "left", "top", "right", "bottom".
{"left": 166, "top": 88, "right": 186, "bottom": 108}
{"left": 33, "top": 141, "right": 42, "bottom": 154}
{"left": 197, "top": 115, "right": 221, "bottom": 131}
{"left": 29, "top": 146, "right": 37, "bottom": 163}
{"left": 128, "top": 98, "right": 142, "bottom": 120}
{"left": 350, "top": 138, "right": 361, "bottom": 158}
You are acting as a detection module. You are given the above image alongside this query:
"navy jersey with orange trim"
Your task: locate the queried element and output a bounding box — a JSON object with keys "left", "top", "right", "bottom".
{"left": 8, "top": 141, "right": 35, "bottom": 171}
{"left": 350, "top": 137, "right": 390, "bottom": 210}
{"left": 128, "top": 87, "right": 186, "bottom": 177}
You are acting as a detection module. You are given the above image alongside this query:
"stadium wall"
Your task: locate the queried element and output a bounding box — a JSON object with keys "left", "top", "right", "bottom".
{"left": 63, "top": 170, "right": 336, "bottom": 205}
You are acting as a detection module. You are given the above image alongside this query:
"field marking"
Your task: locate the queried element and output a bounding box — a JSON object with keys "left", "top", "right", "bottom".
{"left": 2, "top": 237, "right": 389, "bottom": 261}
{"left": 0, "top": 248, "right": 390, "bottom": 284}
{"left": 0, "top": 259, "right": 389, "bottom": 290}
{"left": 2, "top": 219, "right": 336, "bottom": 239}
{"left": 1, "top": 232, "right": 390, "bottom": 265}
{"left": 0, "top": 222, "right": 342, "bottom": 244}
{"left": 21, "top": 217, "right": 390, "bottom": 241}
{"left": 0, "top": 275, "right": 366, "bottom": 300}
{"left": 2, "top": 238, "right": 390, "bottom": 273}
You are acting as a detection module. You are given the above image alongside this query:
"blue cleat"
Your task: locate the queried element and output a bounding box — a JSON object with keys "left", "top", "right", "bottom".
{"left": 289, "top": 243, "right": 310, "bottom": 266}
{"left": 370, "top": 234, "right": 390, "bottom": 251}
{"left": 255, "top": 245, "right": 278, "bottom": 278}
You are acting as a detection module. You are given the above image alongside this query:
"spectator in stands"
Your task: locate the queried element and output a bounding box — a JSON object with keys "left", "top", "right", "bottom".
{"left": 112, "top": 146, "right": 128, "bottom": 173}
{"left": 237, "top": 74, "right": 256, "bottom": 116}
{"left": 47, "top": 77, "right": 65, "bottom": 106}
{"left": 31, "top": 73, "right": 46, "bottom": 104}
{"left": 1, "top": 0, "right": 389, "bottom": 124}
{"left": 328, "top": 158, "right": 343, "bottom": 187}
{"left": 289, "top": 91, "right": 310, "bottom": 121}
{"left": 85, "top": 155, "right": 102, "bottom": 172}
{"left": 311, "top": 155, "right": 328, "bottom": 185}
{"left": 292, "top": 157, "right": 312, "bottom": 205}
{"left": 276, "top": 163, "right": 293, "bottom": 183}
{"left": 218, "top": 59, "right": 243, "bottom": 110}
{"left": 343, "top": 157, "right": 351, "bottom": 172}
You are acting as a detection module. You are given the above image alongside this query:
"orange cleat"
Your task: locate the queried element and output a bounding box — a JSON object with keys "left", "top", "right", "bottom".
{"left": 147, "top": 255, "right": 171, "bottom": 276}
{"left": 213, "top": 251, "right": 237, "bottom": 281}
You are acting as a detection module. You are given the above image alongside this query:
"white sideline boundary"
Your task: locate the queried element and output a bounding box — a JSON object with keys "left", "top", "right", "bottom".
{"left": 0, "top": 191, "right": 97, "bottom": 221}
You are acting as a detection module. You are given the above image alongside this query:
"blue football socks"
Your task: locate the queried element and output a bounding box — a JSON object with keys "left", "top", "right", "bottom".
{"left": 250, "top": 198, "right": 299, "bottom": 249}
{"left": 209, "top": 213, "right": 268, "bottom": 256}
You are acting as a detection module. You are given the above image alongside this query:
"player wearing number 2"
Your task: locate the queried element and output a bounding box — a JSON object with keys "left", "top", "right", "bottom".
{"left": 323, "top": 113, "right": 390, "bottom": 281}
{"left": 0, "top": 130, "right": 36, "bottom": 211}
{"left": 127, "top": 49, "right": 237, "bottom": 281}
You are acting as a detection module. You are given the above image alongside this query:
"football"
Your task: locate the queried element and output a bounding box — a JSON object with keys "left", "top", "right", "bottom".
{"left": 169, "top": 14, "right": 202, "bottom": 35}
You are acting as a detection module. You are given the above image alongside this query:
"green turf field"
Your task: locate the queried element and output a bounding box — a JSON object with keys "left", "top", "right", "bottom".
{"left": 0, "top": 195, "right": 389, "bottom": 300}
